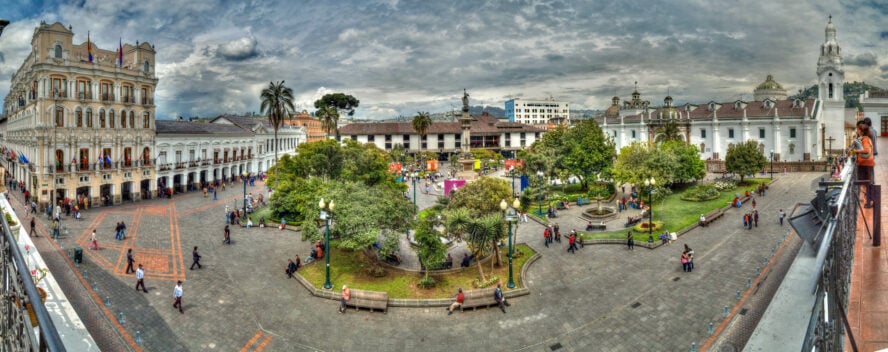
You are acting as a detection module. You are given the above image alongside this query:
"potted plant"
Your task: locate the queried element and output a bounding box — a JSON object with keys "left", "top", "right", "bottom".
{"left": 5, "top": 212, "right": 20, "bottom": 241}
{"left": 23, "top": 268, "right": 49, "bottom": 327}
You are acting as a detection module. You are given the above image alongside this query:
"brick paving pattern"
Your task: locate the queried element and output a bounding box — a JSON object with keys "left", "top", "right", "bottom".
{"left": 8, "top": 171, "right": 828, "bottom": 351}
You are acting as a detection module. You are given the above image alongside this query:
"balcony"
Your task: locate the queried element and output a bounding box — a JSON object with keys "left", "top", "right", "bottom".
{"left": 77, "top": 92, "right": 92, "bottom": 101}
{"left": 142, "top": 97, "right": 154, "bottom": 105}
{"left": 175, "top": 162, "right": 187, "bottom": 170}
{"left": 122, "top": 96, "right": 133, "bottom": 104}
{"left": 159, "top": 163, "right": 172, "bottom": 172}
{"left": 101, "top": 93, "right": 115, "bottom": 102}
{"left": 189, "top": 161, "right": 200, "bottom": 168}
{"left": 54, "top": 91, "right": 68, "bottom": 99}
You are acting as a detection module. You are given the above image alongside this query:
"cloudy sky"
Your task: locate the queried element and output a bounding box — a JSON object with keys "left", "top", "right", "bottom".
{"left": 1, "top": 0, "right": 886, "bottom": 120}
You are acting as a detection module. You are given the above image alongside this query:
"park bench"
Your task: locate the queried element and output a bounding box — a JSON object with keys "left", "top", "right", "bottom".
{"left": 624, "top": 217, "right": 641, "bottom": 228}
{"left": 460, "top": 287, "right": 499, "bottom": 311}
{"left": 344, "top": 289, "right": 389, "bottom": 313}
{"left": 586, "top": 223, "right": 607, "bottom": 231}
{"left": 700, "top": 209, "right": 723, "bottom": 226}
{"left": 553, "top": 201, "right": 567, "bottom": 210}
{"left": 576, "top": 198, "right": 590, "bottom": 206}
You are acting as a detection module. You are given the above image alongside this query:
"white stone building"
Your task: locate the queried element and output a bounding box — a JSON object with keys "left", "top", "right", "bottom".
{"left": 860, "top": 89, "right": 888, "bottom": 137}
{"left": 504, "top": 97, "right": 570, "bottom": 129}
{"left": 595, "top": 18, "right": 851, "bottom": 162}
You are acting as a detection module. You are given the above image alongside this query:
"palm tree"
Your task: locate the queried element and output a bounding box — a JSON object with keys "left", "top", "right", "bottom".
{"left": 411, "top": 111, "right": 433, "bottom": 158}
{"left": 259, "top": 81, "right": 295, "bottom": 189}
{"left": 654, "top": 120, "right": 684, "bottom": 144}
{"left": 317, "top": 105, "right": 339, "bottom": 137}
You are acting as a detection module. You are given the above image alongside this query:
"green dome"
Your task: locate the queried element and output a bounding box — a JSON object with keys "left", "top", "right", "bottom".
{"left": 756, "top": 75, "right": 784, "bottom": 90}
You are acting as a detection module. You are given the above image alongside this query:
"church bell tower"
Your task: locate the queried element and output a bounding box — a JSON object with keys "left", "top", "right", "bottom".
{"left": 817, "top": 15, "right": 847, "bottom": 155}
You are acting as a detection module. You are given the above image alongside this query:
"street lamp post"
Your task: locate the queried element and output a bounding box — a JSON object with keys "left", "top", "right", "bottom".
{"left": 500, "top": 198, "right": 520, "bottom": 289}
{"left": 319, "top": 198, "right": 335, "bottom": 290}
{"left": 769, "top": 150, "right": 774, "bottom": 180}
{"left": 241, "top": 171, "right": 248, "bottom": 220}
{"left": 412, "top": 171, "right": 418, "bottom": 211}
{"left": 536, "top": 170, "right": 544, "bottom": 216}
{"left": 509, "top": 166, "right": 515, "bottom": 197}
{"left": 644, "top": 177, "right": 656, "bottom": 236}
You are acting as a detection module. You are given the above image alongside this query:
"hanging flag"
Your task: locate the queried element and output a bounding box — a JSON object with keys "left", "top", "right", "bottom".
{"left": 105, "top": 155, "right": 112, "bottom": 165}
{"left": 118, "top": 38, "right": 123, "bottom": 67}
{"left": 87, "top": 31, "right": 93, "bottom": 63}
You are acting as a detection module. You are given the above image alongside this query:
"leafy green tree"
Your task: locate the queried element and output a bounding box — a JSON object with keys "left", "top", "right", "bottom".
{"left": 725, "top": 140, "right": 768, "bottom": 182}
{"left": 654, "top": 121, "right": 685, "bottom": 143}
{"left": 561, "top": 119, "right": 615, "bottom": 190}
{"left": 447, "top": 177, "right": 512, "bottom": 216}
{"left": 411, "top": 111, "right": 433, "bottom": 156}
{"left": 259, "top": 80, "right": 295, "bottom": 189}
{"left": 661, "top": 140, "right": 706, "bottom": 183}
{"left": 389, "top": 143, "right": 406, "bottom": 163}
{"left": 414, "top": 213, "right": 447, "bottom": 286}
{"left": 314, "top": 93, "right": 359, "bottom": 138}
{"left": 612, "top": 142, "right": 655, "bottom": 188}
{"left": 316, "top": 104, "right": 339, "bottom": 137}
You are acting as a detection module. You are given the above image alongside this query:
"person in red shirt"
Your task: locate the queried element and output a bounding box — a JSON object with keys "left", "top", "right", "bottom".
{"left": 850, "top": 120, "right": 875, "bottom": 208}
{"left": 567, "top": 233, "right": 578, "bottom": 254}
{"left": 447, "top": 288, "right": 465, "bottom": 315}
{"left": 543, "top": 228, "right": 550, "bottom": 248}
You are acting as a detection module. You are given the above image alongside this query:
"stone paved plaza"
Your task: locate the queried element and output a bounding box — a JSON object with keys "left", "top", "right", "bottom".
{"left": 9, "top": 172, "right": 826, "bottom": 352}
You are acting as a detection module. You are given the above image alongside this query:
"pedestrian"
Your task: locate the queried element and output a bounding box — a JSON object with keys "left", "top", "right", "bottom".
{"left": 553, "top": 223, "right": 561, "bottom": 243}
{"left": 115, "top": 222, "right": 122, "bottom": 240}
{"left": 223, "top": 225, "right": 231, "bottom": 244}
{"left": 280, "top": 218, "right": 286, "bottom": 230}
{"left": 753, "top": 210, "right": 759, "bottom": 227}
{"left": 743, "top": 213, "right": 748, "bottom": 228}
{"left": 543, "top": 227, "right": 550, "bottom": 248}
{"left": 190, "top": 246, "right": 202, "bottom": 270}
{"left": 89, "top": 229, "right": 99, "bottom": 250}
{"left": 747, "top": 213, "right": 753, "bottom": 230}
{"left": 213, "top": 188, "right": 217, "bottom": 200}
{"left": 681, "top": 251, "right": 690, "bottom": 272}
{"left": 135, "top": 264, "right": 148, "bottom": 293}
{"left": 684, "top": 244, "right": 695, "bottom": 272}
{"left": 493, "top": 283, "right": 510, "bottom": 314}
{"left": 850, "top": 120, "right": 875, "bottom": 208}
{"left": 172, "top": 280, "right": 184, "bottom": 314}
{"left": 447, "top": 288, "right": 464, "bottom": 315}
{"left": 125, "top": 248, "right": 135, "bottom": 274}
{"left": 626, "top": 231, "right": 634, "bottom": 250}
{"left": 752, "top": 198, "right": 757, "bottom": 209}
{"left": 29, "top": 217, "right": 37, "bottom": 237}
{"left": 339, "top": 285, "right": 351, "bottom": 313}
{"left": 286, "top": 259, "right": 298, "bottom": 278}
{"left": 567, "top": 232, "right": 577, "bottom": 254}
{"left": 778, "top": 209, "right": 786, "bottom": 226}
{"left": 51, "top": 219, "right": 60, "bottom": 239}
{"left": 699, "top": 214, "right": 706, "bottom": 227}
{"left": 120, "top": 221, "right": 126, "bottom": 240}
{"left": 863, "top": 117, "right": 878, "bottom": 156}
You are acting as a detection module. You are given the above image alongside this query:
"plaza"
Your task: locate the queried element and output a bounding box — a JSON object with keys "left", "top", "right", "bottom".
{"left": 3, "top": 168, "right": 830, "bottom": 351}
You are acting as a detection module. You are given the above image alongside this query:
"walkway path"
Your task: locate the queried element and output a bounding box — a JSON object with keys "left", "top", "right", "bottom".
{"left": 10, "top": 171, "right": 825, "bottom": 351}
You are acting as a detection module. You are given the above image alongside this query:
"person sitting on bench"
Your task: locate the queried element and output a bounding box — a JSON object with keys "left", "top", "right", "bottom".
{"left": 586, "top": 221, "right": 594, "bottom": 231}
{"left": 444, "top": 253, "right": 453, "bottom": 269}
{"left": 461, "top": 253, "right": 471, "bottom": 268}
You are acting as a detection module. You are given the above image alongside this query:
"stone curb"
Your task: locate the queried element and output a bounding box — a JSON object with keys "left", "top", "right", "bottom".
{"left": 292, "top": 248, "right": 540, "bottom": 308}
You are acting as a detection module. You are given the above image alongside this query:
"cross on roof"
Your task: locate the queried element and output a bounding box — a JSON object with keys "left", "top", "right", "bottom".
{"left": 828, "top": 14, "right": 832, "bottom": 23}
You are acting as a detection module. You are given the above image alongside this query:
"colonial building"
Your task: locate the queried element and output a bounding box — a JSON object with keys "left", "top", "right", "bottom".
{"left": 209, "top": 115, "right": 305, "bottom": 173}
{"left": 1, "top": 22, "right": 157, "bottom": 207}
{"left": 504, "top": 97, "right": 570, "bottom": 130}
{"left": 284, "top": 110, "right": 326, "bottom": 142}
{"left": 596, "top": 18, "right": 851, "bottom": 162}
{"left": 338, "top": 112, "right": 544, "bottom": 159}
{"left": 860, "top": 89, "right": 888, "bottom": 137}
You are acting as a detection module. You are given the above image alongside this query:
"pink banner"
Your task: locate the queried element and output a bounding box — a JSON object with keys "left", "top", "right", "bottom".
{"left": 444, "top": 179, "right": 466, "bottom": 197}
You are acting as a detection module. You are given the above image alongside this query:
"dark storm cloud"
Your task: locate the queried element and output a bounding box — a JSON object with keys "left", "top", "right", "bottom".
{"left": 845, "top": 53, "right": 878, "bottom": 66}
{"left": 1, "top": 0, "right": 886, "bottom": 119}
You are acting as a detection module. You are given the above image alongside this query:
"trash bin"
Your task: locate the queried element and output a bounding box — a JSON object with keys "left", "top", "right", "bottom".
{"left": 74, "top": 247, "right": 83, "bottom": 264}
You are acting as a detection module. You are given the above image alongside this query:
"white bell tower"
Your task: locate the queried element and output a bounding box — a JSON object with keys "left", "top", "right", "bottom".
{"left": 817, "top": 15, "right": 846, "bottom": 155}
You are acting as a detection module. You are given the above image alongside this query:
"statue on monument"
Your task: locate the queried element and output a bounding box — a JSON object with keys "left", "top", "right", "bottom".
{"left": 462, "top": 89, "right": 469, "bottom": 113}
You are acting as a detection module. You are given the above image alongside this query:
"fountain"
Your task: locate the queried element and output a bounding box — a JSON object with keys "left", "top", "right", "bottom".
{"left": 581, "top": 203, "right": 617, "bottom": 221}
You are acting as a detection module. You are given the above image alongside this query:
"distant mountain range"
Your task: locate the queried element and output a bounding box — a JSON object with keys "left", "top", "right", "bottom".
{"left": 791, "top": 81, "right": 884, "bottom": 110}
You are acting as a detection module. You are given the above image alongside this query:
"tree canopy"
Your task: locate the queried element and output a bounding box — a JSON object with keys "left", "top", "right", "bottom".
{"left": 259, "top": 80, "right": 295, "bottom": 188}
{"left": 725, "top": 140, "right": 768, "bottom": 182}
{"left": 612, "top": 140, "right": 705, "bottom": 188}
{"left": 314, "top": 93, "right": 360, "bottom": 116}
{"left": 654, "top": 121, "right": 685, "bottom": 144}
{"left": 447, "top": 176, "right": 513, "bottom": 216}
{"left": 519, "top": 120, "right": 615, "bottom": 190}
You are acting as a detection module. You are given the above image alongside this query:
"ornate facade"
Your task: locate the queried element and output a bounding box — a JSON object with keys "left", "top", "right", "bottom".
{"left": 2, "top": 22, "right": 157, "bottom": 206}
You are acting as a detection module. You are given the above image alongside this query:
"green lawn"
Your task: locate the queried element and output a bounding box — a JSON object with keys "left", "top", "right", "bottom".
{"left": 580, "top": 179, "right": 769, "bottom": 241}
{"left": 299, "top": 243, "right": 536, "bottom": 298}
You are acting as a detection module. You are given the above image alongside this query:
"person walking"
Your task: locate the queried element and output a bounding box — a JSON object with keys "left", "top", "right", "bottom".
{"left": 543, "top": 227, "right": 550, "bottom": 248}
{"left": 553, "top": 223, "right": 561, "bottom": 243}
{"left": 172, "top": 281, "right": 184, "bottom": 314}
{"left": 120, "top": 221, "right": 127, "bottom": 240}
{"left": 286, "top": 259, "right": 298, "bottom": 278}
{"left": 753, "top": 210, "right": 759, "bottom": 228}
{"left": 684, "top": 244, "right": 695, "bottom": 272}
{"left": 125, "top": 248, "right": 136, "bottom": 274}
{"left": 115, "top": 222, "right": 122, "bottom": 240}
{"left": 223, "top": 225, "right": 231, "bottom": 244}
{"left": 681, "top": 251, "right": 690, "bottom": 272}
{"left": 29, "top": 217, "right": 37, "bottom": 237}
{"left": 339, "top": 285, "right": 351, "bottom": 314}
{"left": 493, "top": 284, "right": 510, "bottom": 314}
{"left": 567, "top": 232, "right": 578, "bottom": 254}
{"left": 626, "top": 231, "right": 634, "bottom": 251}
{"left": 51, "top": 219, "right": 60, "bottom": 239}
{"left": 447, "top": 288, "right": 465, "bottom": 315}
{"left": 778, "top": 209, "right": 786, "bottom": 226}
{"left": 89, "top": 229, "right": 99, "bottom": 250}
{"left": 134, "top": 264, "right": 148, "bottom": 293}
{"left": 190, "top": 246, "right": 202, "bottom": 270}
{"left": 742, "top": 213, "right": 749, "bottom": 228}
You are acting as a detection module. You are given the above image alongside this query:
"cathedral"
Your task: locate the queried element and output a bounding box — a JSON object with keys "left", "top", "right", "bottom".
{"left": 596, "top": 17, "right": 851, "bottom": 162}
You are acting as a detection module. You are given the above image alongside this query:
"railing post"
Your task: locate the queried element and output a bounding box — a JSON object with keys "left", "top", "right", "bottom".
{"left": 874, "top": 184, "right": 881, "bottom": 247}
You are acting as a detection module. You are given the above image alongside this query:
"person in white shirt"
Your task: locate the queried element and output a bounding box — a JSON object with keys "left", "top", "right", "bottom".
{"left": 134, "top": 264, "right": 148, "bottom": 293}
{"left": 173, "top": 281, "right": 184, "bottom": 314}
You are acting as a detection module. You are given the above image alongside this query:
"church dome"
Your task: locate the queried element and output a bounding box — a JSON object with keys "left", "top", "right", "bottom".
{"left": 756, "top": 75, "right": 784, "bottom": 90}
{"left": 604, "top": 104, "right": 620, "bottom": 118}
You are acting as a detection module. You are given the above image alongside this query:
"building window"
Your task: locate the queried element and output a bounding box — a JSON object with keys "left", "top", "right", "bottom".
{"left": 55, "top": 107, "right": 64, "bottom": 127}
{"left": 117, "top": 110, "right": 124, "bottom": 128}
{"left": 789, "top": 128, "right": 797, "bottom": 139}
{"left": 438, "top": 135, "right": 444, "bottom": 149}
{"left": 759, "top": 128, "right": 765, "bottom": 139}
{"left": 76, "top": 109, "right": 83, "bottom": 127}
{"left": 143, "top": 60, "right": 150, "bottom": 73}
{"left": 54, "top": 44, "right": 62, "bottom": 59}
{"left": 700, "top": 129, "right": 706, "bottom": 139}
{"left": 143, "top": 112, "right": 150, "bottom": 128}
{"left": 368, "top": 135, "right": 375, "bottom": 142}
{"left": 109, "top": 110, "right": 115, "bottom": 128}
{"left": 631, "top": 130, "right": 636, "bottom": 139}
{"left": 86, "top": 109, "right": 93, "bottom": 128}
{"left": 728, "top": 129, "right": 735, "bottom": 139}
{"left": 99, "top": 110, "right": 106, "bottom": 128}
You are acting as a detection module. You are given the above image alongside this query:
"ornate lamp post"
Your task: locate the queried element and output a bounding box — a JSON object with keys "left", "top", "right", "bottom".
{"left": 643, "top": 177, "right": 656, "bottom": 236}
{"left": 319, "top": 198, "right": 335, "bottom": 290}
{"left": 536, "top": 170, "right": 544, "bottom": 216}
{"left": 500, "top": 198, "right": 520, "bottom": 289}
{"left": 241, "top": 171, "right": 248, "bottom": 220}
{"left": 769, "top": 150, "right": 774, "bottom": 180}
{"left": 411, "top": 171, "right": 418, "bottom": 211}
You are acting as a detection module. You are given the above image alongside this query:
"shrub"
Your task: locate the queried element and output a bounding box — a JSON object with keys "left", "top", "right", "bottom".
{"left": 681, "top": 185, "right": 720, "bottom": 201}
{"left": 418, "top": 276, "right": 436, "bottom": 289}
{"left": 473, "top": 275, "right": 500, "bottom": 288}
{"left": 712, "top": 180, "right": 737, "bottom": 192}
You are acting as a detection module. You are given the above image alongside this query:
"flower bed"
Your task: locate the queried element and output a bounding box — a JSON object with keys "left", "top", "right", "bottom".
{"left": 681, "top": 185, "right": 720, "bottom": 202}
{"left": 634, "top": 220, "right": 664, "bottom": 233}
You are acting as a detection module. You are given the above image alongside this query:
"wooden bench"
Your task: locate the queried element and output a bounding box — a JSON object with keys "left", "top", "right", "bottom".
{"left": 460, "top": 287, "right": 499, "bottom": 311}
{"left": 700, "top": 209, "right": 723, "bottom": 226}
{"left": 586, "top": 223, "right": 607, "bottom": 231}
{"left": 344, "top": 289, "right": 389, "bottom": 313}
{"left": 624, "top": 217, "right": 642, "bottom": 228}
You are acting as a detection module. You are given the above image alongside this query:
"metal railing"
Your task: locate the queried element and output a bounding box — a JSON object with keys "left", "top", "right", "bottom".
{"left": 1, "top": 204, "right": 66, "bottom": 351}
{"left": 801, "top": 159, "right": 863, "bottom": 352}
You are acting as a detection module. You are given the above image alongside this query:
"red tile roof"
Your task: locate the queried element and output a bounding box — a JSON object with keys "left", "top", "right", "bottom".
{"left": 338, "top": 113, "right": 544, "bottom": 136}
